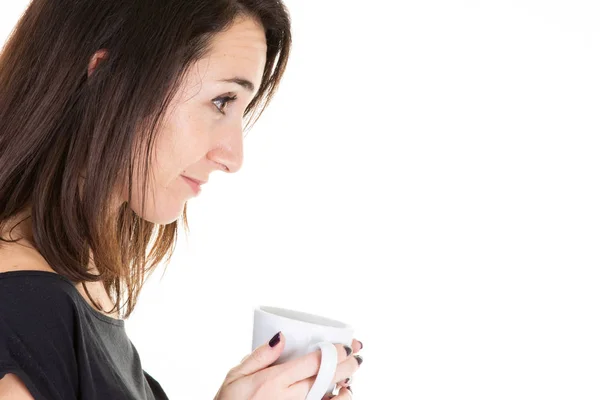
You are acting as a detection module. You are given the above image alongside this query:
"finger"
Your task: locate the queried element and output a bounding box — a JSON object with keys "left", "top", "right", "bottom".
{"left": 335, "top": 387, "right": 353, "bottom": 399}
{"left": 277, "top": 343, "right": 352, "bottom": 386}
{"left": 287, "top": 353, "right": 361, "bottom": 398}
{"left": 320, "top": 384, "right": 341, "bottom": 400}
{"left": 322, "top": 386, "right": 353, "bottom": 399}
{"left": 339, "top": 376, "right": 352, "bottom": 387}
{"left": 330, "top": 355, "right": 362, "bottom": 385}
{"left": 351, "top": 339, "right": 363, "bottom": 354}
{"left": 226, "top": 331, "right": 286, "bottom": 383}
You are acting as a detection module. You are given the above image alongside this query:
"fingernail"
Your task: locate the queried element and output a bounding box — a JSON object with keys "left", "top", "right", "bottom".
{"left": 343, "top": 345, "right": 352, "bottom": 356}
{"left": 354, "top": 355, "right": 363, "bottom": 365}
{"left": 358, "top": 340, "right": 363, "bottom": 350}
{"left": 269, "top": 331, "right": 281, "bottom": 347}
{"left": 344, "top": 377, "right": 350, "bottom": 384}
{"left": 348, "top": 386, "right": 353, "bottom": 393}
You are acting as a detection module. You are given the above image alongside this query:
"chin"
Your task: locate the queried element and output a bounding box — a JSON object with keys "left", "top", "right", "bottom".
{"left": 145, "top": 214, "right": 182, "bottom": 225}
{"left": 130, "top": 201, "right": 185, "bottom": 225}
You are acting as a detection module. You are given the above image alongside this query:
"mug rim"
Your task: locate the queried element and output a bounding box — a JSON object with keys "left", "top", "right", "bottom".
{"left": 256, "top": 305, "right": 353, "bottom": 330}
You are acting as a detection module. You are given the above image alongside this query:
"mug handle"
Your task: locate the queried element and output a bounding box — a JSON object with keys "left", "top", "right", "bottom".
{"left": 305, "top": 341, "right": 338, "bottom": 400}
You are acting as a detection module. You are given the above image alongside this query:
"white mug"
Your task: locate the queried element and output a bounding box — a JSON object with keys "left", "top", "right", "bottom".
{"left": 252, "top": 305, "right": 354, "bottom": 400}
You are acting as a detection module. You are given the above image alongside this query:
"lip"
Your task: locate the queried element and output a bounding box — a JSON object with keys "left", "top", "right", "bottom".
{"left": 181, "top": 175, "right": 205, "bottom": 195}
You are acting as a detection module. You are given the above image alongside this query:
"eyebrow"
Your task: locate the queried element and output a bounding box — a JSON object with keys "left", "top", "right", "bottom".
{"left": 219, "top": 77, "right": 255, "bottom": 93}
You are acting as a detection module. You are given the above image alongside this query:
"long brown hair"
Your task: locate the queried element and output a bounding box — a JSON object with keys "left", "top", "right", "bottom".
{"left": 0, "top": 0, "right": 291, "bottom": 319}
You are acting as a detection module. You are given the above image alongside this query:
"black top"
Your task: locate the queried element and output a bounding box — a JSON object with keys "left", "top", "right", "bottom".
{"left": 0, "top": 271, "right": 169, "bottom": 400}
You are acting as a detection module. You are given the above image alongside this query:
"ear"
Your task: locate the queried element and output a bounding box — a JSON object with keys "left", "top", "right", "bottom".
{"left": 87, "top": 49, "right": 109, "bottom": 78}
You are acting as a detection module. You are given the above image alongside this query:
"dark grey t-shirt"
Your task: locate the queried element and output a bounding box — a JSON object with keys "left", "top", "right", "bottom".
{"left": 0, "top": 271, "right": 168, "bottom": 400}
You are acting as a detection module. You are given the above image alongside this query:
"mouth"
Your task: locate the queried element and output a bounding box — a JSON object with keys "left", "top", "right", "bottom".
{"left": 181, "top": 175, "right": 206, "bottom": 195}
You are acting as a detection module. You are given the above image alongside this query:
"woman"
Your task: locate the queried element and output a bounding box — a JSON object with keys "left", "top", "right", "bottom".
{"left": 0, "top": 0, "right": 363, "bottom": 399}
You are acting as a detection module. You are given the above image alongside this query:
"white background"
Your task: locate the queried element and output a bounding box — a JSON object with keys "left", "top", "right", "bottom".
{"left": 2, "top": 1, "right": 600, "bottom": 399}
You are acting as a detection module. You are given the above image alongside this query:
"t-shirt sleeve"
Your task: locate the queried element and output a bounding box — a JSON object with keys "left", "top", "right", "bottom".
{"left": 0, "top": 276, "right": 79, "bottom": 400}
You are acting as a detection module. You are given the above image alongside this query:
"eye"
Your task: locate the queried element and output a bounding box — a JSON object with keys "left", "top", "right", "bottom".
{"left": 212, "top": 94, "right": 237, "bottom": 115}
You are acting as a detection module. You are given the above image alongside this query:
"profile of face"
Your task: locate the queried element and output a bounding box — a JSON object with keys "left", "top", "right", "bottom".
{"left": 88, "top": 16, "right": 267, "bottom": 224}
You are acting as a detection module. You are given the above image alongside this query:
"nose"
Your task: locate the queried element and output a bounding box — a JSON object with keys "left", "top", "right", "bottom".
{"left": 206, "top": 123, "right": 244, "bottom": 173}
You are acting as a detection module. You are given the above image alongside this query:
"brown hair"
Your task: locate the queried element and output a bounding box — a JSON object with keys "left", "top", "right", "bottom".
{"left": 0, "top": 0, "right": 291, "bottom": 319}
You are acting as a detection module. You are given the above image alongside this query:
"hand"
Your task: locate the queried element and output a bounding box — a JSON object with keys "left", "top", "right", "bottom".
{"left": 214, "top": 332, "right": 363, "bottom": 400}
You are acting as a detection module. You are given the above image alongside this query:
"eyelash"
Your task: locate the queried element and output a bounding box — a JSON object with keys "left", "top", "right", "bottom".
{"left": 212, "top": 94, "right": 238, "bottom": 115}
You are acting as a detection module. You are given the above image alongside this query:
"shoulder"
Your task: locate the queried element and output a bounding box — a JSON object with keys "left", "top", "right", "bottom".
{"left": 0, "top": 243, "right": 80, "bottom": 337}
{"left": 0, "top": 243, "right": 80, "bottom": 399}
{"left": 0, "top": 263, "right": 80, "bottom": 399}
{"left": 0, "top": 273, "right": 80, "bottom": 356}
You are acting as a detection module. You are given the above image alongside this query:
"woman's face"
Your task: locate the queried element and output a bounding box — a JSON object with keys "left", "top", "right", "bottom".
{"left": 126, "top": 16, "right": 267, "bottom": 224}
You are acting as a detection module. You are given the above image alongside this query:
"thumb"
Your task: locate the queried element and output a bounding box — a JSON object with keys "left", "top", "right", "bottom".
{"left": 227, "top": 331, "right": 285, "bottom": 382}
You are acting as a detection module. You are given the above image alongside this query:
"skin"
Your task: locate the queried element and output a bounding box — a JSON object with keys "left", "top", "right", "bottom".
{"left": 1, "top": 16, "right": 267, "bottom": 315}
{"left": 123, "top": 16, "right": 266, "bottom": 225}
{"left": 216, "top": 332, "right": 362, "bottom": 400}
{"left": 0, "top": 16, "right": 363, "bottom": 399}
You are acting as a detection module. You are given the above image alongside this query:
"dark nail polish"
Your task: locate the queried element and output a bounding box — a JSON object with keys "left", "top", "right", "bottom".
{"left": 345, "top": 377, "right": 350, "bottom": 384}
{"left": 358, "top": 340, "right": 363, "bottom": 350}
{"left": 354, "top": 355, "right": 363, "bottom": 365}
{"left": 269, "top": 331, "right": 281, "bottom": 347}
{"left": 348, "top": 386, "right": 353, "bottom": 393}
{"left": 343, "top": 345, "right": 352, "bottom": 356}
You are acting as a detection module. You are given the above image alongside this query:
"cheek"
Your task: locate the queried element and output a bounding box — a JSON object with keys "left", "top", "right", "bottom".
{"left": 155, "top": 104, "right": 214, "bottom": 175}
{"left": 126, "top": 121, "right": 211, "bottom": 224}
{"left": 152, "top": 117, "right": 200, "bottom": 189}
{"left": 128, "top": 159, "right": 188, "bottom": 224}
{"left": 128, "top": 171, "right": 188, "bottom": 224}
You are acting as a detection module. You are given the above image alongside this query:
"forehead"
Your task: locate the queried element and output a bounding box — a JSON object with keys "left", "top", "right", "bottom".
{"left": 189, "top": 16, "right": 267, "bottom": 88}
{"left": 211, "top": 16, "right": 267, "bottom": 58}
